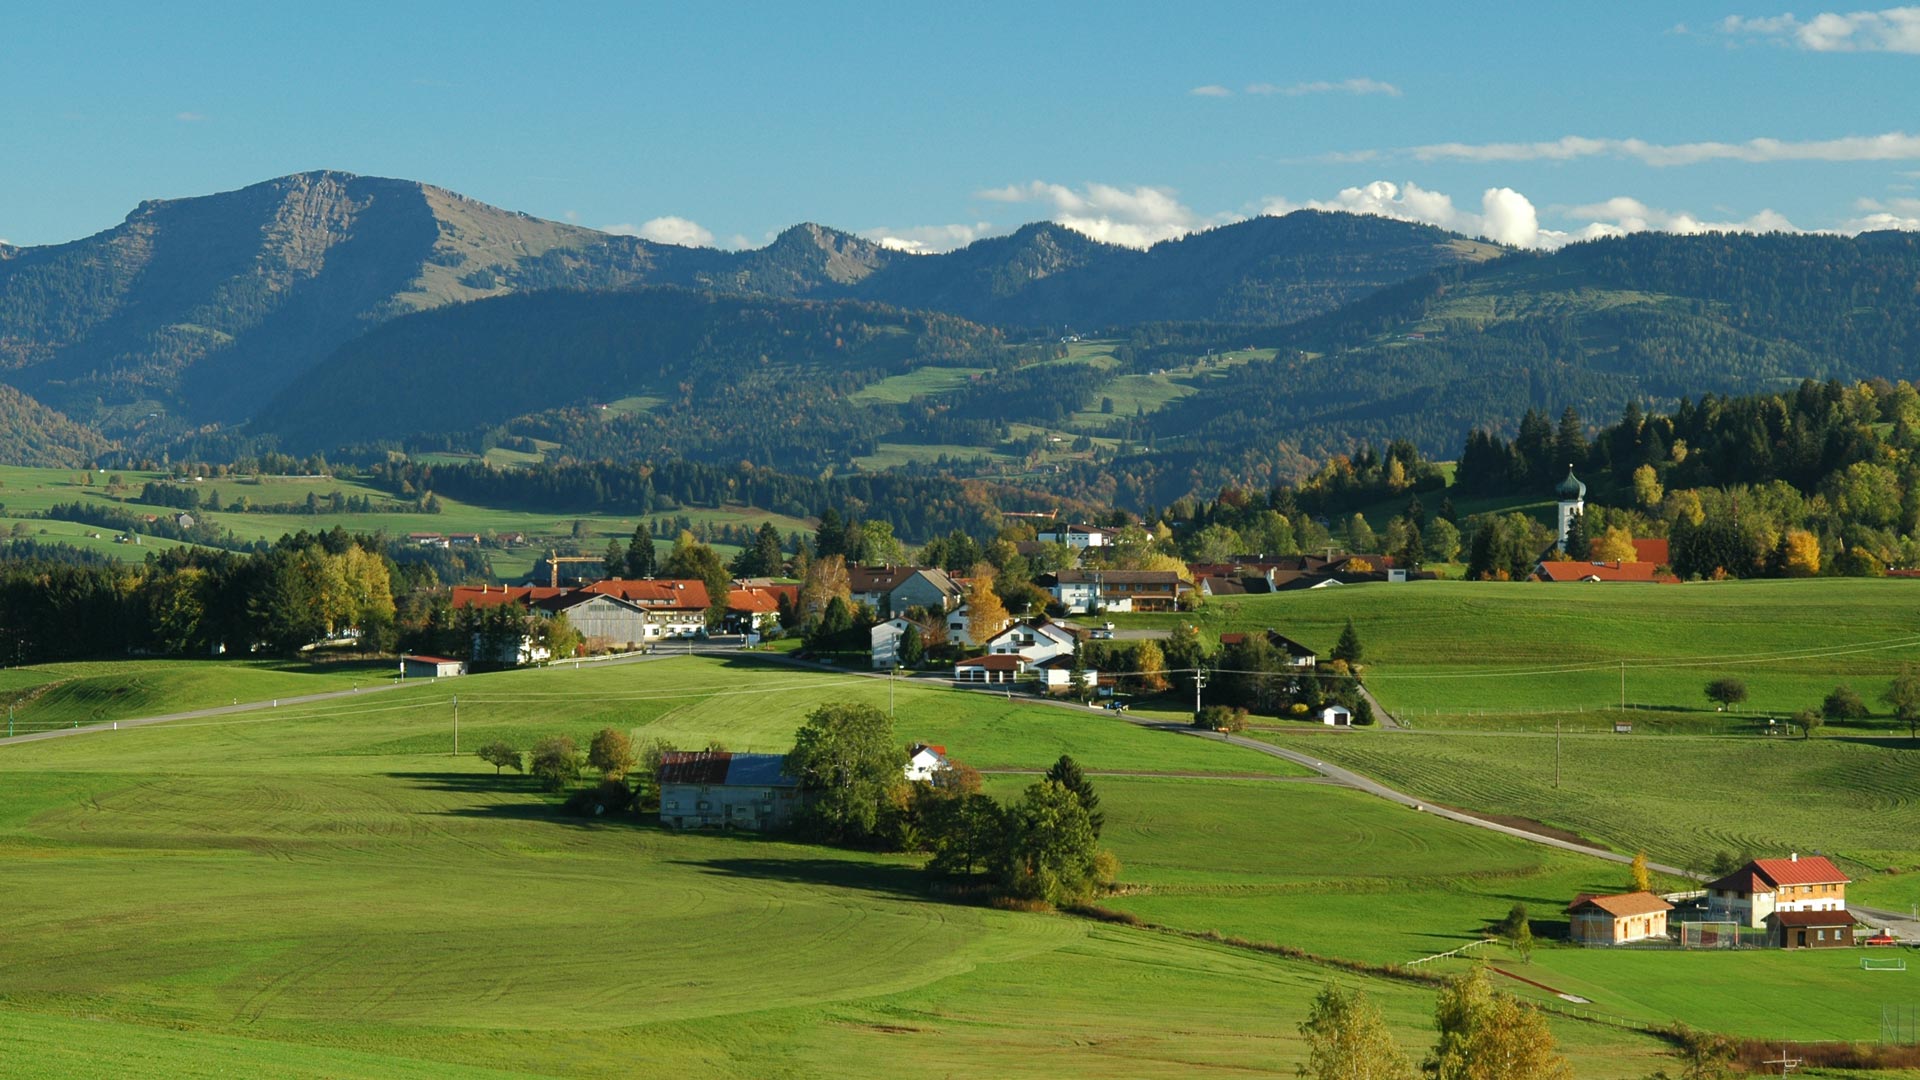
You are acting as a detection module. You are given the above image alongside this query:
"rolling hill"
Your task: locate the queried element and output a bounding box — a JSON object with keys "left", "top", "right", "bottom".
{"left": 0, "top": 385, "right": 115, "bottom": 468}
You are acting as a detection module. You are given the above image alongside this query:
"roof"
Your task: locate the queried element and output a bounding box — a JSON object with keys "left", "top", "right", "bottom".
{"left": 581, "top": 578, "right": 711, "bottom": 609}
{"left": 1053, "top": 569, "right": 1186, "bottom": 585}
{"left": 1201, "top": 576, "right": 1248, "bottom": 595}
{"left": 1708, "top": 855, "right": 1850, "bottom": 892}
{"left": 1631, "top": 538, "right": 1670, "bottom": 565}
{"left": 1219, "top": 629, "right": 1316, "bottom": 658}
{"left": 403, "top": 654, "right": 461, "bottom": 665}
{"left": 1568, "top": 891, "right": 1674, "bottom": 918}
{"left": 955, "top": 654, "right": 1023, "bottom": 671}
{"left": 1556, "top": 467, "right": 1587, "bottom": 499}
{"left": 1036, "top": 655, "right": 1092, "bottom": 670}
{"left": 1770, "top": 908, "right": 1855, "bottom": 928}
{"left": 726, "top": 588, "right": 780, "bottom": 614}
{"left": 909, "top": 743, "right": 948, "bottom": 758}
{"left": 846, "top": 565, "right": 918, "bottom": 593}
{"left": 451, "top": 584, "right": 570, "bottom": 610}
{"left": 656, "top": 750, "right": 797, "bottom": 788}
{"left": 1535, "top": 560, "right": 1668, "bottom": 583}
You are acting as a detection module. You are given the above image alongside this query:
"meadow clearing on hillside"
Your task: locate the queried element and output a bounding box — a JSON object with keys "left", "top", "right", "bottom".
{"left": 0, "top": 656, "right": 1676, "bottom": 1079}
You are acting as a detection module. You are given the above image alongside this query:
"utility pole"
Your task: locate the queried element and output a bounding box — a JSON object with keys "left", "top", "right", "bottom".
{"left": 452, "top": 695, "right": 459, "bottom": 756}
{"left": 6, "top": 704, "right": 12, "bottom": 739}
{"left": 1194, "top": 667, "right": 1209, "bottom": 719}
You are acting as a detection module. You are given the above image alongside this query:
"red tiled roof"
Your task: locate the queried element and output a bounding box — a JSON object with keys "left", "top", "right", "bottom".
{"left": 1751, "top": 855, "right": 1849, "bottom": 887}
{"left": 1536, "top": 560, "right": 1668, "bottom": 583}
{"left": 727, "top": 588, "right": 780, "bottom": 614}
{"left": 581, "top": 578, "right": 711, "bottom": 609}
{"left": 657, "top": 750, "right": 732, "bottom": 785}
{"left": 1631, "top": 538, "right": 1670, "bottom": 564}
{"left": 1568, "top": 891, "right": 1673, "bottom": 918}
{"left": 451, "top": 585, "right": 570, "bottom": 610}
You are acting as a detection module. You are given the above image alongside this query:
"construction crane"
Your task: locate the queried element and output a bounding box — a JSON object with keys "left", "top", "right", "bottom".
{"left": 545, "top": 549, "right": 608, "bottom": 588}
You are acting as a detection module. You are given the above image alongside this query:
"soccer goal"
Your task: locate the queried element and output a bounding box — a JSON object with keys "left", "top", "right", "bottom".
{"left": 1861, "top": 957, "right": 1908, "bottom": 972}
{"left": 1680, "top": 921, "right": 1741, "bottom": 949}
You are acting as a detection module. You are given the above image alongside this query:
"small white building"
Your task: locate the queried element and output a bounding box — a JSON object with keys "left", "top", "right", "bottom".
{"left": 870, "top": 617, "right": 931, "bottom": 669}
{"left": 1320, "top": 704, "right": 1353, "bottom": 727}
{"left": 1036, "top": 523, "right": 1114, "bottom": 549}
{"left": 904, "top": 743, "right": 949, "bottom": 782}
{"left": 401, "top": 655, "right": 466, "bottom": 679}
{"left": 983, "top": 618, "right": 1079, "bottom": 667}
{"left": 1037, "top": 655, "right": 1098, "bottom": 692}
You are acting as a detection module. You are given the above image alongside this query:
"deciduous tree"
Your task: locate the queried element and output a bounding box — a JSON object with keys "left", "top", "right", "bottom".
{"left": 529, "top": 735, "right": 581, "bottom": 792}
{"left": 1884, "top": 663, "right": 1920, "bottom": 740}
{"left": 1704, "top": 678, "right": 1748, "bottom": 711}
{"left": 1044, "top": 754, "right": 1103, "bottom": 837}
{"left": 1629, "top": 851, "right": 1652, "bottom": 893}
{"left": 1296, "top": 982, "right": 1415, "bottom": 1080}
{"left": 964, "top": 563, "right": 1011, "bottom": 642}
{"left": 476, "top": 741, "right": 522, "bottom": 776}
{"left": 789, "top": 702, "right": 907, "bottom": 843}
{"left": 588, "top": 727, "right": 637, "bottom": 780}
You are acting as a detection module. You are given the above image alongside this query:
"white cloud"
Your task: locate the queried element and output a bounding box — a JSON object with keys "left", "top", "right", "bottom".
{"left": 1557, "top": 196, "right": 1801, "bottom": 238}
{"left": 1246, "top": 77, "right": 1401, "bottom": 97}
{"left": 1400, "top": 131, "right": 1920, "bottom": 166}
{"left": 1721, "top": 7, "right": 1920, "bottom": 51}
{"left": 977, "top": 180, "right": 1232, "bottom": 247}
{"left": 859, "top": 222, "right": 996, "bottom": 254}
{"left": 1846, "top": 196, "right": 1920, "bottom": 229}
{"left": 601, "top": 215, "right": 715, "bottom": 247}
{"left": 1189, "top": 84, "right": 1233, "bottom": 97}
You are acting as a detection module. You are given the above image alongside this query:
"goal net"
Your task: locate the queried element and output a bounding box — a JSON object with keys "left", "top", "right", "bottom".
{"left": 1680, "top": 921, "right": 1741, "bottom": 949}
{"left": 1861, "top": 957, "right": 1908, "bottom": 971}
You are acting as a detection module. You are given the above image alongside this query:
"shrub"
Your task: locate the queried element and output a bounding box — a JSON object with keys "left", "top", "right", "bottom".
{"left": 1195, "top": 704, "right": 1249, "bottom": 732}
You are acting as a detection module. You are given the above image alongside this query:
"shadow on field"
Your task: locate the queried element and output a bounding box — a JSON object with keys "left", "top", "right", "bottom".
{"left": 1834, "top": 735, "right": 1920, "bottom": 750}
{"left": 673, "top": 854, "right": 930, "bottom": 900}
{"left": 385, "top": 771, "right": 579, "bottom": 824}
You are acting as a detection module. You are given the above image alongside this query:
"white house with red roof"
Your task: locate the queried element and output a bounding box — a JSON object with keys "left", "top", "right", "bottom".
{"left": 954, "top": 654, "right": 1021, "bottom": 685}
{"left": 904, "top": 743, "right": 950, "bottom": 782}
{"left": 983, "top": 618, "right": 1079, "bottom": 667}
{"left": 1706, "top": 853, "right": 1850, "bottom": 928}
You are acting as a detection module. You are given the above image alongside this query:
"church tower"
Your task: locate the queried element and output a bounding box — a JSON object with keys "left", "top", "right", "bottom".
{"left": 1555, "top": 466, "right": 1586, "bottom": 551}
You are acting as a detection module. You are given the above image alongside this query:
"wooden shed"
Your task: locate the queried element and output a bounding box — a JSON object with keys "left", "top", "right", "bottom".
{"left": 1567, "top": 891, "right": 1672, "bottom": 945}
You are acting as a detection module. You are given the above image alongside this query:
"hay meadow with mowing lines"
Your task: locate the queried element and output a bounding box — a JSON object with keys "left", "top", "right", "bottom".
{"left": 0, "top": 660, "right": 392, "bottom": 734}
{"left": 0, "top": 656, "right": 1678, "bottom": 1078}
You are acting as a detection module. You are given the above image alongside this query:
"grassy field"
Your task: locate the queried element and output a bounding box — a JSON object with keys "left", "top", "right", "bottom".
{"left": 0, "top": 656, "right": 1675, "bottom": 1078}
{"left": 1114, "top": 578, "right": 1920, "bottom": 727}
{"left": 0, "top": 659, "right": 391, "bottom": 733}
{"left": 847, "top": 365, "right": 986, "bottom": 405}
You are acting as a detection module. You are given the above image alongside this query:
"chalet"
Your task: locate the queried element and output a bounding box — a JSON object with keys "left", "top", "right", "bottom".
{"left": 658, "top": 751, "right": 802, "bottom": 832}
{"left": 1769, "top": 909, "right": 1856, "bottom": 949}
{"left": 1036, "top": 523, "right": 1116, "bottom": 549}
{"left": 401, "top": 655, "right": 465, "bottom": 679}
{"left": 984, "top": 618, "right": 1079, "bottom": 667}
{"left": 1533, "top": 559, "right": 1673, "bottom": 583}
{"left": 580, "top": 579, "right": 710, "bottom": 638}
{"left": 871, "top": 616, "right": 934, "bottom": 669}
{"left": 171, "top": 512, "right": 196, "bottom": 529}
{"left": 954, "top": 654, "right": 1021, "bottom": 685}
{"left": 1706, "top": 854, "right": 1850, "bottom": 928}
{"left": 904, "top": 743, "right": 949, "bottom": 782}
{"left": 1044, "top": 570, "right": 1191, "bottom": 614}
{"left": 1219, "top": 630, "right": 1318, "bottom": 668}
{"left": 1568, "top": 892, "right": 1672, "bottom": 945}
{"left": 1036, "top": 655, "right": 1098, "bottom": 692}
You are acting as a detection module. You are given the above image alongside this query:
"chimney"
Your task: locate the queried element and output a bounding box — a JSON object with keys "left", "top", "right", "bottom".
{"left": 1790, "top": 852, "right": 1799, "bottom": 862}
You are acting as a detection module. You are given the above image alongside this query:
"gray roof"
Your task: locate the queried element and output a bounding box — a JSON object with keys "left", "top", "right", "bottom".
{"left": 724, "top": 753, "right": 799, "bottom": 788}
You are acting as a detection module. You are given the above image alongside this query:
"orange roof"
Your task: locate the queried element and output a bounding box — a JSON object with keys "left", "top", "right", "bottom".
{"left": 955, "top": 654, "right": 1023, "bottom": 670}
{"left": 1568, "top": 891, "right": 1673, "bottom": 918}
{"left": 1536, "top": 560, "right": 1669, "bottom": 583}
{"left": 581, "top": 578, "right": 711, "bottom": 609}
{"left": 1631, "top": 538, "right": 1670, "bottom": 564}
{"left": 1708, "top": 855, "right": 1849, "bottom": 892}
{"left": 451, "top": 585, "right": 569, "bottom": 609}
{"left": 727, "top": 588, "right": 780, "bottom": 614}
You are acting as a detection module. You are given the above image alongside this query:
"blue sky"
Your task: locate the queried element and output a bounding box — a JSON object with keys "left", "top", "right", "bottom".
{"left": 5, "top": 2, "right": 1920, "bottom": 251}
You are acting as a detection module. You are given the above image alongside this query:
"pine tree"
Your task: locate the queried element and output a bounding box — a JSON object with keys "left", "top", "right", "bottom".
{"left": 1332, "top": 618, "right": 1364, "bottom": 665}
{"left": 1044, "top": 754, "right": 1103, "bottom": 837}
{"left": 626, "top": 523, "right": 655, "bottom": 578}
{"left": 603, "top": 539, "right": 626, "bottom": 578}
{"left": 1563, "top": 510, "right": 1589, "bottom": 560}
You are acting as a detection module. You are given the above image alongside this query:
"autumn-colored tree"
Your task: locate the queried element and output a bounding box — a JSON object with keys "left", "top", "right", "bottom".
{"left": 1426, "top": 966, "right": 1494, "bottom": 1080}
{"left": 1629, "top": 851, "right": 1652, "bottom": 893}
{"left": 1632, "top": 464, "right": 1663, "bottom": 509}
{"left": 799, "top": 553, "right": 852, "bottom": 625}
{"left": 588, "top": 727, "right": 637, "bottom": 780}
{"left": 1592, "top": 526, "right": 1638, "bottom": 563}
{"left": 1462, "top": 995, "right": 1572, "bottom": 1080}
{"left": 1782, "top": 528, "right": 1820, "bottom": 576}
{"left": 1296, "top": 982, "right": 1415, "bottom": 1080}
{"left": 964, "top": 562, "right": 1011, "bottom": 642}
{"left": 1134, "top": 639, "right": 1170, "bottom": 692}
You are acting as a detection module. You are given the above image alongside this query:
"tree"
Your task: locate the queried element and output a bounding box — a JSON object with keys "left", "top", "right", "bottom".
{"left": 897, "top": 623, "right": 926, "bottom": 668}
{"left": 476, "top": 740, "right": 522, "bottom": 776}
{"left": 924, "top": 790, "right": 1008, "bottom": 877}
{"left": 663, "top": 530, "right": 732, "bottom": 629}
{"left": 529, "top": 735, "right": 581, "bottom": 792}
{"left": 799, "top": 553, "right": 852, "bottom": 626}
{"left": 994, "top": 780, "right": 1100, "bottom": 905}
{"left": 1392, "top": 517, "right": 1427, "bottom": 571}
{"left": 603, "top": 539, "right": 626, "bottom": 578}
{"left": 1781, "top": 528, "right": 1820, "bottom": 576}
{"left": 1822, "top": 683, "right": 1869, "bottom": 720}
{"left": 1463, "top": 994, "right": 1572, "bottom": 1080}
{"left": 588, "top": 727, "right": 637, "bottom": 780}
{"left": 1044, "top": 755, "right": 1103, "bottom": 837}
{"left": 1346, "top": 514, "right": 1377, "bottom": 553}
{"left": 788, "top": 702, "right": 906, "bottom": 843}
{"left": 541, "top": 611, "right": 582, "bottom": 659}
{"left": 1495, "top": 903, "right": 1533, "bottom": 962}
{"left": 1629, "top": 851, "right": 1652, "bottom": 893}
{"left": 1332, "top": 618, "right": 1364, "bottom": 666}
{"left": 1632, "top": 464, "right": 1664, "bottom": 509}
{"left": 626, "top": 522, "right": 656, "bottom": 578}
{"left": 964, "top": 562, "right": 1011, "bottom": 642}
{"left": 1296, "top": 982, "right": 1415, "bottom": 1080}
{"left": 1704, "top": 678, "right": 1748, "bottom": 712}
{"left": 1423, "top": 518, "right": 1461, "bottom": 564}
{"left": 1884, "top": 663, "right": 1920, "bottom": 740}
{"left": 1134, "top": 639, "right": 1170, "bottom": 693}
{"left": 1426, "top": 966, "right": 1494, "bottom": 1080}
{"left": 1562, "top": 511, "right": 1589, "bottom": 561}
{"left": 1791, "top": 708, "right": 1823, "bottom": 740}
{"left": 1592, "top": 526, "right": 1638, "bottom": 563}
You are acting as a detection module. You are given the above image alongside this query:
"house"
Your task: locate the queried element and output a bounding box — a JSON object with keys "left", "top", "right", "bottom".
{"left": 1036, "top": 655, "right": 1097, "bottom": 692}
{"left": 1534, "top": 559, "right": 1674, "bottom": 583}
{"left": 724, "top": 587, "right": 782, "bottom": 635}
{"left": 409, "top": 532, "right": 449, "bottom": 548}
{"left": 1036, "top": 523, "right": 1116, "bottom": 549}
{"left": 1043, "top": 570, "right": 1191, "bottom": 614}
{"left": 984, "top": 618, "right": 1080, "bottom": 667}
{"left": 451, "top": 584, "right": 571, "bottom": 611}
{"left": 846, "top": 565, "right": 963, "bottom": 618}
{"left": 954, "top": 654, "right": 1022, "bottom": 685}
{"left": 1705, "top": 853, "right": 1851, "bottom": 928}
{"left": 1219, "top": 630, "right": 1317, "bottom": 668}
{"left": 536, "top": 592, "right": 653, "bottom": 651}
{"left": 871, "top": 617, "right": 933, "bottom": 669}
{"left": 447, "top": 533, "right": 480, "bottom": 546}
{"left": 401, "top": 655, "right": 465, "bottom": 679}
{"left": 1568, "top": 892, "right": 1673, "bottom": 945}
{"left": 171, "top": 512, "right": 196, "bottom": 529}
{"left": 1320, "top": 704, "right": 1353, "bottom": 727}
{"left": 580, "top": 579, "right": 710, "bottom": 637}
{"left": 1769, "top": 909, "right": 1856, "bottom": 949}
{"left": 904, "top": 743, "right": 949, "bottom": 782}
{"left": 657, "top": 751, "right": 803, "bottom": 832}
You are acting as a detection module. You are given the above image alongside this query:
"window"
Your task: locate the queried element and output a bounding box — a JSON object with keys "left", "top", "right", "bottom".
{"left": 1817, "top": 929, "right": 1826, "bottom": 941}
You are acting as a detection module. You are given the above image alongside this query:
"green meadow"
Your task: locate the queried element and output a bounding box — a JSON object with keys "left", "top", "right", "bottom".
{"left": 0, "top": 660, "right": 391, "bottom": 734}
{"left": 0, "top": 656, "right": 1681, "bottom": 1078}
